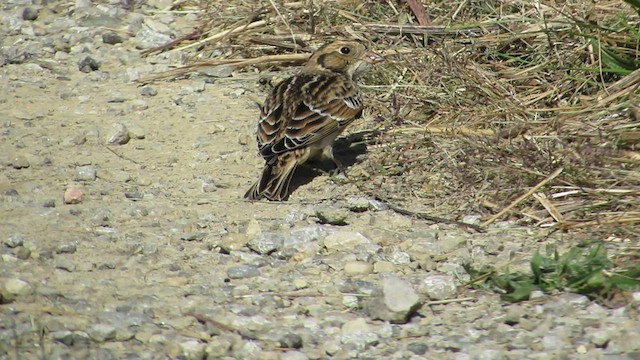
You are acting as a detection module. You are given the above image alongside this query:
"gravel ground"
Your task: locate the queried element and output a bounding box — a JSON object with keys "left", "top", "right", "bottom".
{"left": 1, "top": 1, "right": 639, "bottom": 359}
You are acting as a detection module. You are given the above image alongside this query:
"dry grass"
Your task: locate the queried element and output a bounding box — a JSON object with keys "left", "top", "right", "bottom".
{"left": 141, "top": 0, "right": 640, "bottom": 237}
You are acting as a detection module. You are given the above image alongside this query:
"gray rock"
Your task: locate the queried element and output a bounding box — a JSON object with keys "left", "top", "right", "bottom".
{"left": 227, "top": 265, "right": 260, "bottom": 279}
{"left": 102, "top": 31, "right": 124, "bottom": 45}
{"left": 5, "top": 234, "right": 24, "bottom": 248}
{"left": 419, "top": 274, "right": 457, "bottom": 300}
{"left": 323, "top": 231, "right": 371, "bottom": 252}
{"left": 88, "top": 323, "right": 117, "bottom": 342}
{"left": 344, "top": 261, "right": 374, "bottom": 275}
{"left": 75, "top": 165, "right": 97, "bottom": 181}
{"left": 205, "top": 336, "right": 234, "bottom": 357}
{"left": 22, "top": 7, "right": 39, "bottom": 21}
{"left": 11, "top": 155, "right": 30, "bottom": 169}
{"left": 1, "top": 278, "right": 32, "bottom": 303}
{"left": 106, "top": 123, "right": 130, "bottom": 145}
{"left": 107, "top": 90, "right": 126, "bottom": 103}
{"left": 279, "top": 351, "right": 308, "bottom": 360}
{"left": 180, "top": 340, "right": 206, "bottom": 360}
{"left": 135, "top": 25, "right": 172, "bottom": 49}
{"left": 15, "top": 246, "right": 31, "bottom": 260}
{"left": 365, "top": 276, "right": 421, "bottom": 323}
{"left": 56, "top": 243, "right": 77, "bottom": 254}
{"left": 316, "top": 208, "right": 348, "bottom": 225}
{"left": 247, "top": 232, "right": 283, "bottom": 255}
{"left": 140, "top": 85, "right": 158, "bottom": 96}
{"left": 407, "top": 341, "right": 429, "bottom": 355}
{"left": 78, "top": 56, "right": 100, "bottom": 73}
{"left": 340, "top": 318, "right": 379, "bottom": 350}
{"left": 54, "top": 257, "right": 77, "bottom": 272}
{"left": 346, "top": 196, "right": 371, "bottom": 212}
{"left": 51, "top": 330, "right": 75, "bottom": 345}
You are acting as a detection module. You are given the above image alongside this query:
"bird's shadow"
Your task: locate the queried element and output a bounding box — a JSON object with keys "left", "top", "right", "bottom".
{"left": 287, "top": 138, "right": 368, "bottom": 197}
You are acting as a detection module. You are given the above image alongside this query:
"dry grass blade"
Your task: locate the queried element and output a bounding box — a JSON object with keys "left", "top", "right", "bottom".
{"left": 150, "top": 0, "right": 640, "bottom": 236}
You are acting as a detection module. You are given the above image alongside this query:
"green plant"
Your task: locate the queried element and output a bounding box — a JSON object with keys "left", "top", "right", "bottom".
{"left": 465, "top": 244, "right": 640, "bottom": 303}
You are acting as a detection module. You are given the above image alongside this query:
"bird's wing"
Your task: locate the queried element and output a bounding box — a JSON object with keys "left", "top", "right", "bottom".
{"left": 257, "top": 73, "right": 363, "bottom": 161}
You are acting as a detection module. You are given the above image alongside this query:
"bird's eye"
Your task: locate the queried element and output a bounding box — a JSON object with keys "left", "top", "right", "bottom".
{"left": 339, "top": 46, "right": 350, "bottom": 55}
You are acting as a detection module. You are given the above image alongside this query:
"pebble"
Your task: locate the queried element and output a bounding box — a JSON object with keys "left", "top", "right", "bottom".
{"left": 56, "top": 243, "right": 77, "bottom": 254}
{"left": 247, "top": 232, "right": 283, "bottom": 255}
{"left": 315, "top": 208, "right": 348, "bottom": 225}
{"left": 75, "top": 165, "right": 97, "bottom": 181}
{"left": 419, "top": 274, "right": 457, "bottom": 300}
{"left": 78, "top": 56, "right": 100, "bottom": 73}
{"left": 63, "top": 187, "right": 83, "bottom": 204}
{"left": 102, "top": 31, "right": 124, "bottom": 45}
{"left": 179, "top": 340, "right": 206, "bottom": 360}
{"left": 365, "top": 276, "right": 421, "bottom": 323}
{"left": 11, "top": 155, "right": 30, "bottom": 169}
{"left": 5, "top": 234, "right": 24, "bottom": 248}
{"left": 21, "top": 7, "right": 38, "bottom": 21}
{"left": 344, "top": 261, "right": 374, "bottom": 275}
{"left": 323, "top": 231, "right": 371, "bottom": 252}
{"left": 15, "top": 246, "right": 31, "bottom": 260}
{"left": 227, "top": 265, "right": 260, "bottom": 279}
{"left": 140, "top": 85, "right": 158, "bottom": 96}
{"left": 1, "top": 278, "right": 32, "bottom": 303}
{"left": 106, "top": 123, "right": 130, "bottom": 145}
{"left": 88, "top": 323, "right": 117, "bottom": 342}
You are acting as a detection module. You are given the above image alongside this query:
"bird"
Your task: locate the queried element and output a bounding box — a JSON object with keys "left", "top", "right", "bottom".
{"left": 244, "top": 40, "right": 384, "bottom": 201}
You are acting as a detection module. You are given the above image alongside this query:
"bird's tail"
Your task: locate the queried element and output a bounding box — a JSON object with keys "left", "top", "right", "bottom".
{"left": 244, "top": 156, "right": 298, "bottom": 201}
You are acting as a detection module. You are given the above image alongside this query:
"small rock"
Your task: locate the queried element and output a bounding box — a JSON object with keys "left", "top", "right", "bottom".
{"left": 63, "top": 187, "right": 83, "bottom": 204}
{"left": 140, "top": 86, "right": 158, "bottom": 96}
{"left": 323, "top": 231, "right": 371, "bottom": 252}
{"left": 51, "top": 330, "right": 75, "bottom": 346}
{"left": 75, "top": 165, "right": 97, "bottom": 181}
{"left": 106, "top": 123, "right": 130, "bottom": 145}
{"left": 135, "top": 25, "right": 172, "bottom": 50}
{"left": 11, "top": 156, "right": 30, "bottom": 169}
{"left": 247, "top": 232, "right": 283, "bottom": 255}
{"left": 340, "top": 318, "right": 379, "bottom": 350}
{"left": 124, "top": 189, "right": 144, "bottom": 200}
{"left": 5, "top": 234, "right": 24, "bottom": 248}
{"left": 22, "top": 7, "right": 39, "bottom": 21}
{"left": 180, "top": 340, "right": 206, "bottom": 360}
{"left": 280, "top": 351, "right": 308, "bottom": 360}
{"left": 316, "top": 208, "right": 348, "bottom": 225}
{"left": 346, "top": 197, "right": 370, "bottom": 212}
{"left": 15, "top": 247, "right": 31, "bottom": 260}
{"left": 227, "top": 265, "right": 260, "bottom": 279}
{"left": 54, "top": 257, "right": 76, "bottom": 272}
{"left": 504, "top": 305, "right": 526, "bottom": 325}
{"left": 419, "top": 274, "right": 457, "bottom": 300}
{"left": 1, "top": 278, "right": 32, "bottom": 304}
{"left": 43, "top": 199, "right": 56, "bottom": 208}
{"left": 205, "top": 337, "right": 233, "bottom": 357}
{"left": 78, "top": 56, "right": 100, "bottom": 73}
{"left": 89, "top": 323, "right": 117, "bottom": 342}
{"left": 365, "top": 276, "right": 421, "bottom": 323}
{"left": 407, "top": 342, "right": 429, "bottom": 355}
{"left": 107, "top": 90, "right": 126, "bottom": 103}
{"left": 344, "top": 261, "right": 374, "bottom": 275}
{"left": 130, "top": 100, "right": 149, "bottom": 111}
{"left": 102, "top": 32, "right": 124, "bottom": 45}
{"left": 292, "top": 278, "right": 308, "bottom": 289}
{"left": 56, "top": 243, "right": 77, "bottom": 254}
{"left": 191, "top": 80, "right": 206, "bottom": 92}
{"left": 373, "top": 261, "right": 396, "bottom": 273}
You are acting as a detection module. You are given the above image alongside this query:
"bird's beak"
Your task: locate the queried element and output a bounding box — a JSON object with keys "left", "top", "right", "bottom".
{"left": 362, "top": 50, "right": 384, "bottom": 64}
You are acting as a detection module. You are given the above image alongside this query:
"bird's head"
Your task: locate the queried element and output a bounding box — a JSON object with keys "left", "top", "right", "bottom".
{"left": 305, "top": 40, "right": 384, "bottom": 77}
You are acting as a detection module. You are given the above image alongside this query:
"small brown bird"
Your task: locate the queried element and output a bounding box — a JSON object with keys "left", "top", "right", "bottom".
{"left": 245, "top": 40, "right": 384, "bottom": 201}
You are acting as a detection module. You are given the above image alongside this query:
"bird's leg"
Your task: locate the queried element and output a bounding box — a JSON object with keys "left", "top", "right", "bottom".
{"left": 324, "top": 145, "right": 346, "bottom": 176}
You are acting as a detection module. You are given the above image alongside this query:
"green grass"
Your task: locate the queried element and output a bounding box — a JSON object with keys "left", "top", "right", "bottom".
{"left": 465, "top": 243, "right": 640, "bottom": 303}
